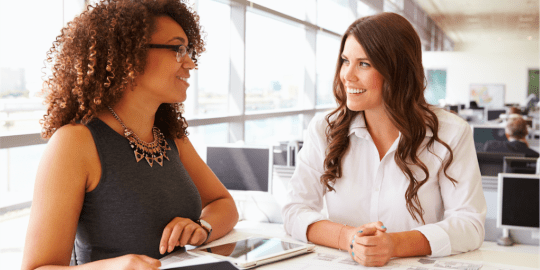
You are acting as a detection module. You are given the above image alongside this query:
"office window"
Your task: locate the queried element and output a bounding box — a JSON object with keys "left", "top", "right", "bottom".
{"left": 250, "top": 0, "right": 316, "bottom": 23}
{"left": 245, "top": 12, "right": 305, "bottom": 112}
{"left": 316, "top": 32, "right": 341, "bottom": 107}
{"left": 425, "top": 69, "right": 447, "bottom": 106}
{"left": 317, "top": 0, "right": 354, "bottom": 34}
{"left": 193, "top": 0, "right": 230, "bottom": 117}
{"left": 0, "top": 0, "right": 84, "bottom": 135}
{"left": 0, "top": 144, "right": 46, "bottom": 207}
{"left": 245, "top": 115, "right": 302, "bottom": 145}
{"left": 188, "top": 123, "right": 228, "bottom": 160}
{"left": 357, "top": 1, "right": 378, "bottom": 17}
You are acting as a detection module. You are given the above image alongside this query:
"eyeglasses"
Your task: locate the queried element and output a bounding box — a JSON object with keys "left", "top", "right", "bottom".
{"left": 147, "top": 44, "right": 193, "bottom": 63}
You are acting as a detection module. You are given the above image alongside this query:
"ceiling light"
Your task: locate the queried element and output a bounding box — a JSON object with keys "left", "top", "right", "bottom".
{"left": 528, "top": 36, "right": 533, "bottom": 40}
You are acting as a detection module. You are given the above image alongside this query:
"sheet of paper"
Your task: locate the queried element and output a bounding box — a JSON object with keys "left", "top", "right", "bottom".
{"left": 159, "top": 251, "right": 221, "bottom": 269}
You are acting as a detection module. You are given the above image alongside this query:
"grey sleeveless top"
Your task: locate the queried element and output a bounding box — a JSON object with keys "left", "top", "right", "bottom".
{"left": 74, "top": 118, "right": 202, "bottom": 264}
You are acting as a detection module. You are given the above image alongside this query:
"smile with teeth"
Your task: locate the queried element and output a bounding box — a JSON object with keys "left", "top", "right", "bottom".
{"left": 176, "top": 76, "right": 188, "bottom": 82}
{"left": 347, "top": 88, "right": 367, "bottom": 94}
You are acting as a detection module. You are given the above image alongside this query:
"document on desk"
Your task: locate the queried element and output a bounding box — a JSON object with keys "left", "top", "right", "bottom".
{"left": 255, "top": 250, "right": 538, "bottom": 270}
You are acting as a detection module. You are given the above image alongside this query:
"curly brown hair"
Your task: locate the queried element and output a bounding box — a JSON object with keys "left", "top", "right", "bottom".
{"left": 322, "top": 12, "right": 457, "bottom": 224}
{"left": 40, "top": 0, "right": 205, "bottom": 139}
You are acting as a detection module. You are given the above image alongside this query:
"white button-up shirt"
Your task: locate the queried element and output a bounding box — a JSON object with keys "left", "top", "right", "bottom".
{"left": 282, "top": 108, "right": 487, "bottom": 257}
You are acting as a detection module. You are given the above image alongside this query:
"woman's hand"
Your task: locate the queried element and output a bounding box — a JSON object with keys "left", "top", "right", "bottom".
{"left": 349, "top": 222, "right": 395, "bottom": 267}
{"left": 100, "top": 254, "right": 161, "bottom": 270}
{"left": 159, "top": 217, "right": 208, "bottom": 254}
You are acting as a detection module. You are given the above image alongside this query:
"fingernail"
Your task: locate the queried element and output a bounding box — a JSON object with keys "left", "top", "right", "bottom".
{"left": 160, "top": 246, "right": 165, "bottom": 254}
{"left": 358, "top": 230, "right": 363, "bottom": 233}
{"left": 352, "top": 252, "right": 355, "bottom": 257}
{"left": 381, "top": 226, "right": 386, "bottom": 229}
{"left": 350, "top": 244, "right": 353, "bottom": 249}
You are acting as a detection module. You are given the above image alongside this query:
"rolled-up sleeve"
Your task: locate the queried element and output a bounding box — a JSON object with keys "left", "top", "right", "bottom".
{"left": 414, "top": 122, "right": 487, "bottom": 257}
{"left": 281, "top": 116, "right": 329, "bottom": 242}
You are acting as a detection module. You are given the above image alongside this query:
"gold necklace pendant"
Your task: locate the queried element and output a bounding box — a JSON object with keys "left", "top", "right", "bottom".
{"left": 108, "top": 106, "right": 171, "bottom": 167}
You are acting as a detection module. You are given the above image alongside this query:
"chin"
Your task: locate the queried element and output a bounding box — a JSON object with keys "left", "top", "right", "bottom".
{"left": 346, "top": 102, "right": 364, "bottom": 112}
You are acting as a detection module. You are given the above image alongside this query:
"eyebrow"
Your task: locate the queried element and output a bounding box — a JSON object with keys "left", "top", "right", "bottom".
{"left": 167, "top": 37, "right": 186, "bottom": 44}
{"left": 341, "top": 54, "right": 370, "bottom": 61}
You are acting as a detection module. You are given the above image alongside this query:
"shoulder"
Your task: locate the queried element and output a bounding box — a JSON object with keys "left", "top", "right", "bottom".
{"left": 306, "top": 112, "right": 332, "bottom": 138}
{"left": 46, "top": 123, "right": 99, "bottom": 168}
{"left": 431, "top": 107, "right": 471, "bottom": 142}
{"left": 49, "top": 123, "right": 95, "bottom": 149}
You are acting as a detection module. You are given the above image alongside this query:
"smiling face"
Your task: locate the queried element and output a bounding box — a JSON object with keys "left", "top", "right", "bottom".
{"left": 134, "top": 16, "right": 195, "bottom": 104}
{"left": 339, "top": 35, "right": 385, "bottom": 113}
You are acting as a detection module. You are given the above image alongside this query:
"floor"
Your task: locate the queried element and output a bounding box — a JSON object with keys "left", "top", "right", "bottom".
{"left": 0, "top": 207, "right": 30, "bottom": 269}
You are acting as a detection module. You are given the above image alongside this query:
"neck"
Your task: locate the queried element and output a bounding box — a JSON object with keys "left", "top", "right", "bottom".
{"left": 364, "top": 107, "right": 399, "bottom": 139}
{"left": 509, "top": 137, "right": 529, "bottom": 145}
{"left": 101, "top": 93, "right": 160, "bottom": 143}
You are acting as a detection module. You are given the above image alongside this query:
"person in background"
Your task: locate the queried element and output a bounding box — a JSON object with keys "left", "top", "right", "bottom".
{"left": 21, "top": 0, "right": 238, "bottom": 269}
{"left": 281, "top": 12, "right": 486, "bottom": 267}
{"left": 484, "top": 116, "right": 539, "bottom": 158}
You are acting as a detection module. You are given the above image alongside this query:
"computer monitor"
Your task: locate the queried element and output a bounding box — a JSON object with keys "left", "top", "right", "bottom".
{"left": 497, "top": 173, "right": 540, "bottom": 245}
{"left": 476, "top": 152, "right": 525, "bottom": 176}
{"left": 274, "top": 141, "right": 303, "bottom": 167}
{"left": 447, "top": 105, "right": 459, "bottom": 113}
{"left": 503, "top": 156, "right": 538, "bottom": 174}
{"left": 485, "top": 108, "right": 507, "bottom": 121}
{"left": 206, "top": 145, "right": 273, "bottom": 192}
{"left": 472, "top": 125, "right": 507, "bottom": 152}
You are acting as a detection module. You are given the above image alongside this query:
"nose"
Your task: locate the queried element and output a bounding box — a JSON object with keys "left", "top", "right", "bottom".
{"left": 342, "top": 64, "right": 357, "bottom": 82}
{"left": 182, "top": 55, "right": 196, "bottom": 70}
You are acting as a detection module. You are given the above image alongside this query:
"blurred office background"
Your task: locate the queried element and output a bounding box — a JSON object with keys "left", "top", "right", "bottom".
{"left": 0, "top": 0, "right": 538, "bottom": 268}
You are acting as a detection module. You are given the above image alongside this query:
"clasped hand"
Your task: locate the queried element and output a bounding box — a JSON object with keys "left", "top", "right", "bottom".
{"left": 159, "top": 217, "right": 208, "bottom": 255}
{"left": 348, "top": 221, "right": 395, "bottom": 267}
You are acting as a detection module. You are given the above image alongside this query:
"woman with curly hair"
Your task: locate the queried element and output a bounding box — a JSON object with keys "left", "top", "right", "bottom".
{"left": 282, "top": 12, "right": 486, "bottom": 267}
{"left": 21, "top": 0, "right": 238, "bottom": 269}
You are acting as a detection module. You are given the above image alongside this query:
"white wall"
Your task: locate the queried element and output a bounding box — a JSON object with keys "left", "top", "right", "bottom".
{"left": 423, "top": 40, "right": 539, "bottom": 106}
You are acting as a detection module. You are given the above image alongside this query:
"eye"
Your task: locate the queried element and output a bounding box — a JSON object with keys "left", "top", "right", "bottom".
{"left": 341, "top": 58, "right": 349, "bottom": 65}
{"left": 359, "top": 62, "right": 371, "bottom": 67}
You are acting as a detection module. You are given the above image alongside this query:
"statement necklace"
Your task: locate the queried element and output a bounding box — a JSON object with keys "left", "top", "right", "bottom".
{"left": 108, "top": 106, "right": 171, "bottom": 167}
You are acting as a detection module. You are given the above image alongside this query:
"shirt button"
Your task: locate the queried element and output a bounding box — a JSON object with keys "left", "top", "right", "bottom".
{"left": 374, "top": 187, "right": 380, "bottom": 192}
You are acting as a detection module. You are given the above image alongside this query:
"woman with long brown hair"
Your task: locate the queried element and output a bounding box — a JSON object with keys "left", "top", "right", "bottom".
{"left": 282, "top": 12, "right": 486, "bottom": 267}
{"left": 21, "top": 0, "right": 238, "bottom": 269}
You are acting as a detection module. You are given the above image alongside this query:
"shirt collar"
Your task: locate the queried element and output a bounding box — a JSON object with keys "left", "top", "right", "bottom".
{"left": 348, "top": 112, "right": 435, "bottom": 138}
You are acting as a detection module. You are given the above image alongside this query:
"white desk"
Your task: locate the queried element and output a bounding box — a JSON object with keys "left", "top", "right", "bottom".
{"left": 163, "top": 221, "right": 539, "bottom": 269}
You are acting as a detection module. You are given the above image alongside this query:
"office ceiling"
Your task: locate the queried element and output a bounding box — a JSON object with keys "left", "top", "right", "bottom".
{"left": 415, "top": 0, "right": 539, "bottom": 47}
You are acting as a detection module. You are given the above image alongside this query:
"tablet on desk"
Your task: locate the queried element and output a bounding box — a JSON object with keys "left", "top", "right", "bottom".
{"left": 189, "top": 237, "right": 316, "bottom": 269}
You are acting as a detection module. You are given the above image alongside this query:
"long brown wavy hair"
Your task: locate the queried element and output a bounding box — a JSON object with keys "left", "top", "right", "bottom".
{"left": 40, "top": 0, "right": 205, "bottom": 139}
{"left": 322, "top": 12, "right": 457, "bottom": 224}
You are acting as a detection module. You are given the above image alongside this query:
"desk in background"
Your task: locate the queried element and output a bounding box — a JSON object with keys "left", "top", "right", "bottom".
{"left": 162, "top": 221, "right": 539, "bottom": 270}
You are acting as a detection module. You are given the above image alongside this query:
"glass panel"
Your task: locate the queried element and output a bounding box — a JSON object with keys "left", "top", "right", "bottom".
{"left": 188, "top": 123, "right": 228, "bottom": 161}
{"left": 383, "top": 0, "right": 402, "bottom": 13}
{"left": 251, "top": 0, "right": 316, "bottom": 22}
{"left": 0, "top": 144, "right": 47, "bottom": 208}
{"left": 245, "top": 12, "right": 305, "bottom": 112}
{"left": 193, "top": 0, "right": 230, "bottom": 117}
{"left": 425, "top": 69, "right": 447, "bottom": 106}
{"left": 316, "top": 32, "right": 340, "bottom": 107}
{"left": 0, "top": 0, "right": 84, "bottom": 135}
{"left": 358, "top": 1, "right": 378, "bottom": 17}
{"left": 317, "top": 0, "right": 354, "bottom": 34}
{"left": 245, "top": 115, "right": 301, "bottom": 146}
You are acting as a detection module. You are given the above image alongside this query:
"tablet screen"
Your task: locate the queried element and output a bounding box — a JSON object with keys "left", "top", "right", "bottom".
{"left": 198, "top": 237, "right": 304, "bottom": 263}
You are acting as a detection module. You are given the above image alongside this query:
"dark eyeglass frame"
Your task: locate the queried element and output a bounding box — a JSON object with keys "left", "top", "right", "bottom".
{"left": 147, "top": 44, "right": 193, "bottom": 63}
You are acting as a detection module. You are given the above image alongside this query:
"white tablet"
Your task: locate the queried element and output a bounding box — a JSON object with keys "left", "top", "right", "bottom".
{"left": 189, "top": 237, "right": 316, "bottom": 269}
